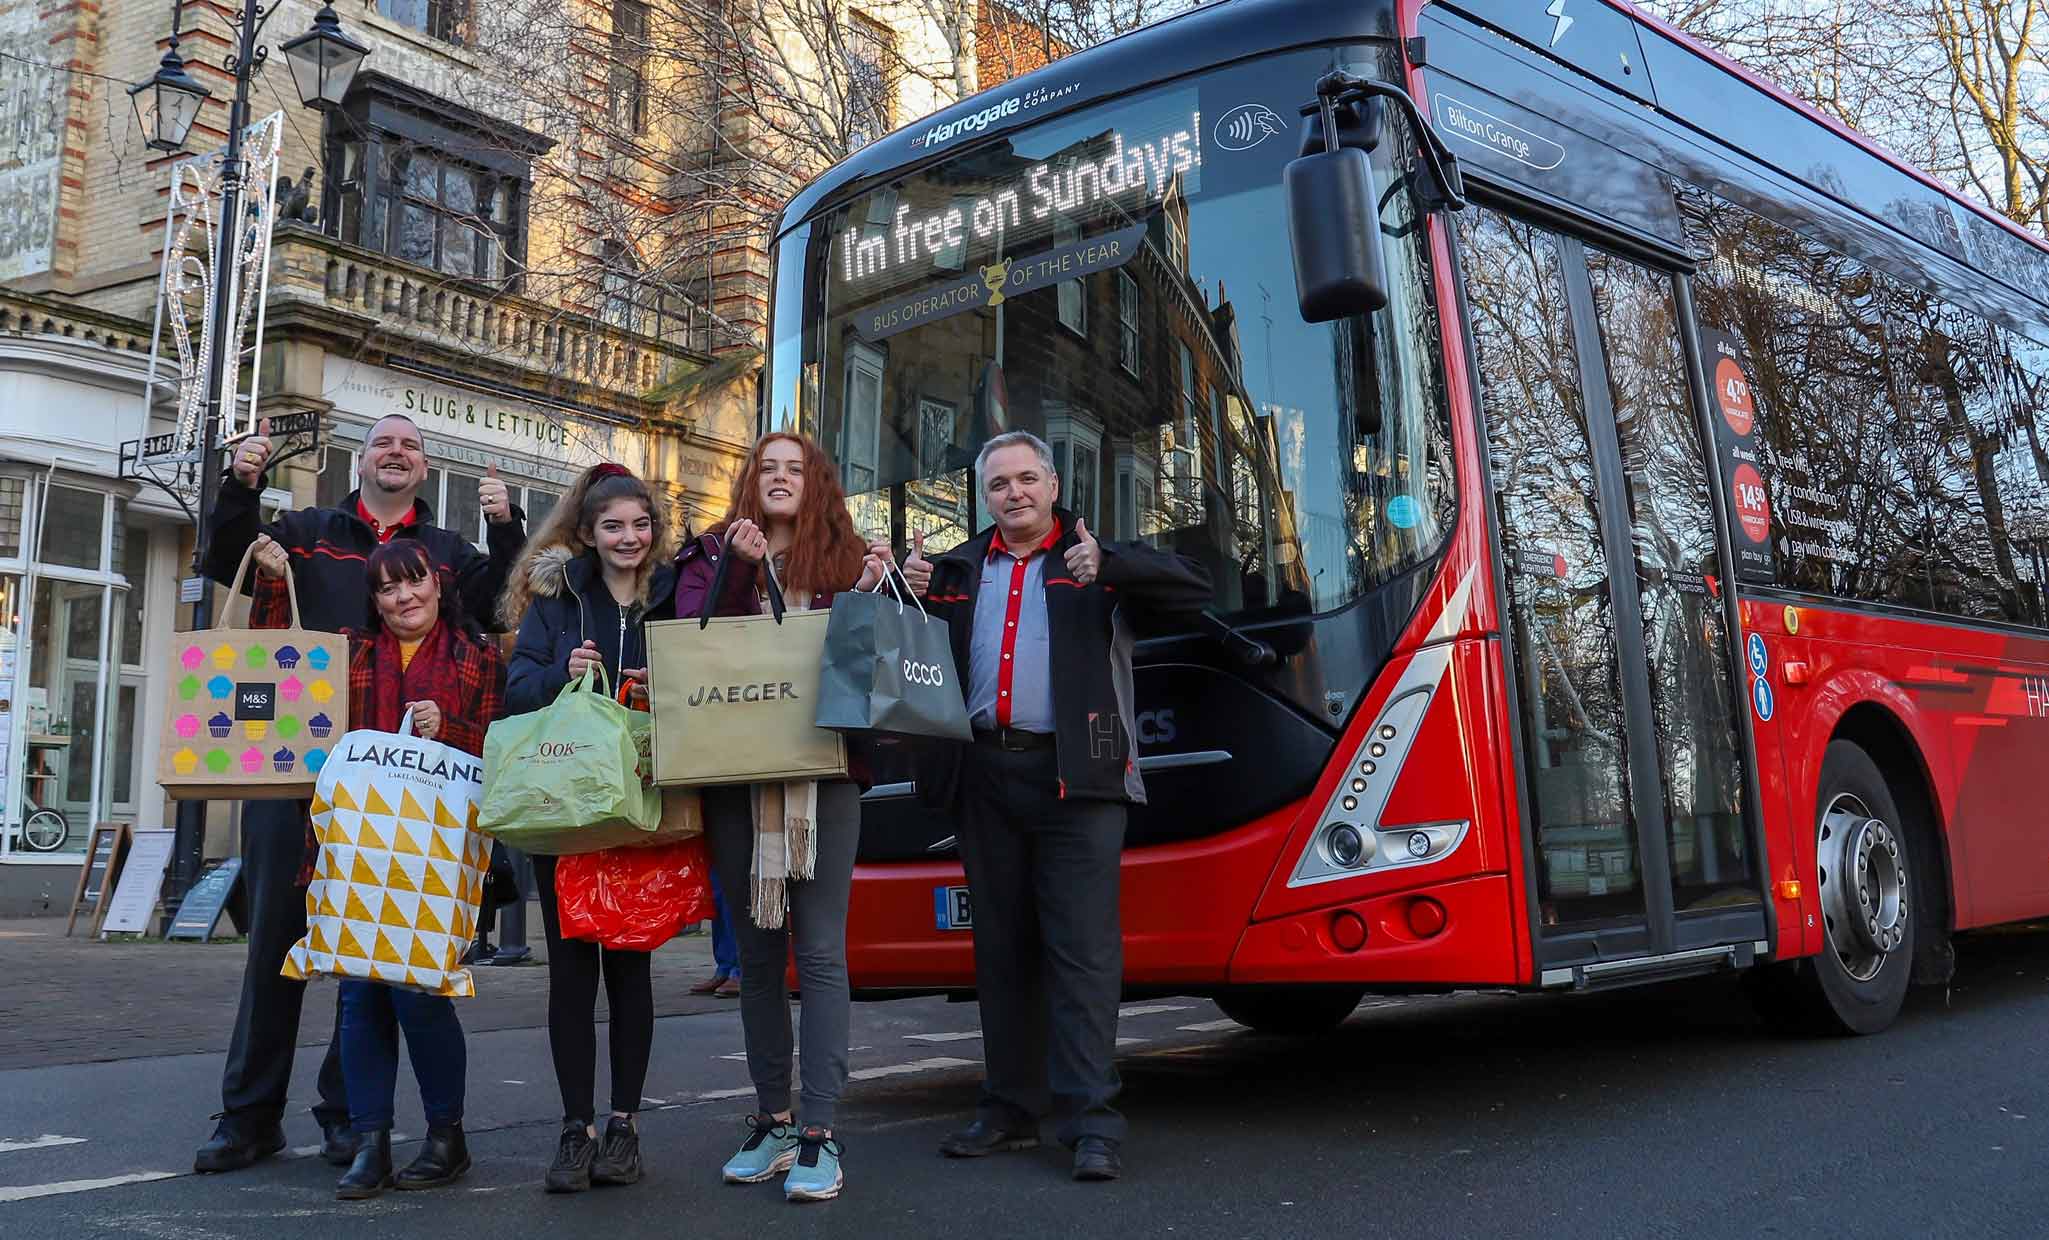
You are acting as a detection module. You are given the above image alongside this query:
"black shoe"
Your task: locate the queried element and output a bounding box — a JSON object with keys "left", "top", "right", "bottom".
{"left": 1072, "top": 1136, "right": 1122, "bottom": 1181}
{"left": 334, "top": 1130, "right": 394, "bottom": 1200}
{"left": 319, "top": 1117, "right": 360, "bottom": 1167}
{"left": 396, "top": 1123, "right": 471, "bottom": 1190}
{"left": 938, "top": 1116, "right": 1040, "bottom": 1158}
{"left": 545, "top": 1120, "right": 598, "bottom": 1193}
{"left": 193, "top": 1117, "right": 286, "bottom": 1174}
{"left": 590, "top": 1115, "right": 642, "bottom": 1186}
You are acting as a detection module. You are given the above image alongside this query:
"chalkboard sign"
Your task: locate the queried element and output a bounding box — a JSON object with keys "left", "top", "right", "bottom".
{"left": 100, "top": 830, "right": 175, "bottom": 937}
{"left": 66, "top": 824, "right": 132, "bottom": 937}
{"left": 167, "top": 857, "right": 243, "bottom": 942}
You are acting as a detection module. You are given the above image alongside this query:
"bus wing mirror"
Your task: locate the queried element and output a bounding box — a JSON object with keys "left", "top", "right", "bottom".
{"left": 1285, "top": 145, "right": 1391, "bottom": 323}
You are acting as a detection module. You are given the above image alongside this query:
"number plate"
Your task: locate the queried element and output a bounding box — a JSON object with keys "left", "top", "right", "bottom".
{"left": 933, "top": 885, "right": 973, "bottom": 931}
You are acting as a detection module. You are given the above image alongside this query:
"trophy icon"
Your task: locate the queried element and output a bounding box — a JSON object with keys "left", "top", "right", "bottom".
{"left": 980, "top": 258, "right": 1013, "bottom": 308}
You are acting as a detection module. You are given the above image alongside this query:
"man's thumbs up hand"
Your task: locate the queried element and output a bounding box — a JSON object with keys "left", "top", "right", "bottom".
{"left": 480, "top": 464, "right": 513, "bottom": 525}
{"left": 1065, "top": 517, "right": 1102, "bottom": 585}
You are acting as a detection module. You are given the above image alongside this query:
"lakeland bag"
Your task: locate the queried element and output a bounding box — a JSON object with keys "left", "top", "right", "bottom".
{"left": 281, "top": 714, "right": 488, "bottom": 997}
{"left": 160, "top": 541, "right": 349, "bottom": 800}
{"left": 645, "top": 550, "right": 847, "bottom": 787}
{"left": 815, "top": 564, "right": 971, "bottom": 741}
{"left": 477, "top": 667, "right": 660, "bottom": 855}
{"left": 555, "top": 837, "right": 713, "bottom": 950}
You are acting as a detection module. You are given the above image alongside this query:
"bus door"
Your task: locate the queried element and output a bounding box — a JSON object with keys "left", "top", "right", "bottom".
{"left": 1454, "top": 206, "right": 1772, "bottom": 978}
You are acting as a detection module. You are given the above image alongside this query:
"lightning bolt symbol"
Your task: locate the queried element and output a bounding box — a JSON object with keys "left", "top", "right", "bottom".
{"left": 1546, "top": 0, "right": 1574, "bottom": 46}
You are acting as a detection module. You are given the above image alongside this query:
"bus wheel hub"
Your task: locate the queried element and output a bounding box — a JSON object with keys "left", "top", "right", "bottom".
{"left": 1819, "top": 795, "right": 1908, "bottom": 980}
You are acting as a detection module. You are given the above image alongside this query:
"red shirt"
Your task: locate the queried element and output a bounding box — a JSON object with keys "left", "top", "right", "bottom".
{"left": 356, "top": 498, "right": 419, "bottom": 543}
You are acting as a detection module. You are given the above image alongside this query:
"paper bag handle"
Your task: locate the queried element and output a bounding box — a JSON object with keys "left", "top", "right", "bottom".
{"left": 698, "top": 531, "right": 788, "bottom": 629}
{"left": 217, "top": 539, "right": 306, "bottom": 631}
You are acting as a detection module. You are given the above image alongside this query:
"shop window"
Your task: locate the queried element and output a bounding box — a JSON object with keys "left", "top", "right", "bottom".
{"left": 378, "top": 0, "right": 468, "bottom": 46}
{"left": 317, "top": 445, "right": 355, "bottom": 509}
{"left": 524, "top": 486, "right": 559, "bottom": 530}
{"left": 444, "top": 468, "right": 484, "bottom": 547}
{"left": 38, "top": 486, "right": 105, "bottom": 571}
{"left": 119, "top": 522, "right": 147, "bottom": 668}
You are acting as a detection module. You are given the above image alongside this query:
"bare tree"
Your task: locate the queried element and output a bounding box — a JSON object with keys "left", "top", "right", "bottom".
{"left": 1638, "top": 0, "right": 2048, "bottom": 238}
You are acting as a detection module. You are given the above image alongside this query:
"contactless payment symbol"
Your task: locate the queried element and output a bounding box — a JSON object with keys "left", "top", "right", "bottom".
{"left": 1751, "top": 675, "right": 1775, "bottom": 722}
{"left": 1746, "top": 632, "right": 1768, "bottom": 678}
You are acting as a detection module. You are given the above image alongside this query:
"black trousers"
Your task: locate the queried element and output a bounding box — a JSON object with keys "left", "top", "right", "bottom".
{"left": 221, "top": 799, "right": 347, "bottom": 1132}
{"left": 955, "top": 742, "right": 1127, "bottom": 1146}
{"left": 532, "top": 854, "right": 655, "bottom": 1123}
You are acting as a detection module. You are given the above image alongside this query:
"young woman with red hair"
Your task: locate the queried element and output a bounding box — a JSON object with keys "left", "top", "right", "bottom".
{"left": 673, "top": 431, "right": 887, "bottom": 1203}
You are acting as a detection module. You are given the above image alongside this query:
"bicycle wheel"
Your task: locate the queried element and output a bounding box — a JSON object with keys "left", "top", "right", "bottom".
{"left": 21, "top": 808, "right": 68, "bottom": 852}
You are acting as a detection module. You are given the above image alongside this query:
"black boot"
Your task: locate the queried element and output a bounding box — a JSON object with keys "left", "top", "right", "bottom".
{"left": 193, "top": 1117, "right": 286, "bottom": 1174}
{"left": 334, "top": 1130, "right": 394, "bottom": 1201}
{"left": 396, "top": 1123, "right": 471, "bottom": 1190}
{"left": 318, "top": 1116, "right": 360, "bottom": 1167}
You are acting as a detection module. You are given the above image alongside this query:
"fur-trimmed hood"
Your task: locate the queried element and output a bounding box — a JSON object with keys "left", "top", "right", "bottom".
{"left": 524, "top": 544, "right": 581, "bottom": 600}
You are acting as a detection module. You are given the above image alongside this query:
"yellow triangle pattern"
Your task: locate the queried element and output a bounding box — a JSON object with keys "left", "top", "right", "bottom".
{"left": 399, "top": 789, "right": 430, "bottom": 823}
{"left": 413, "top": 900, "right": 446, "bottom": 936}
{"left": 385, "top": 860, "right": 417, "bottom": 894}
{"left": 357, "top": 819, "right": 387, "bottom": 852}
{"left": 434, "top": 798, "right": 464, "bottom": 831}
{"left": 336, "top": 925, "right": 367, "bottom": 959}
{"left": 392, "top": 823, "right": 425, "bottom": 857}
{"left": 309, "top": 794, "right": 330, "bottom": 819}
{"left": 362, "top": 785, "right": 393, "bottom": 817}
{"left": 429, "top": 830, "right": 459, "bottom": 863}
{"left": 409, "top": 938, "right": 442, "bottom": 969}
{"left": 332, "top": 781, "right": 359, "bottom": 812}
{"left": 421, "top": 864, "right": 454, "bottom": 900}
{"left": 374, "top": 931, "right": 406, "bottom": 965}
{"left": 379, "top": 898, "right": 411, "bottom": 929}
{"left": 350, "top": 854, "right": 381, "bottom": 888}
{"left": 343, "top": 888, "right": 375, "bottom": 923}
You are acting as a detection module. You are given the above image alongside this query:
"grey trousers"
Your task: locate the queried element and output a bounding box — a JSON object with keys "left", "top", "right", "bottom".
{"left": 955, "top": 743, "right": 1127, "bottom": 1146}
{"left": 702, "top": 781, "right": 861, "bottom": 1128}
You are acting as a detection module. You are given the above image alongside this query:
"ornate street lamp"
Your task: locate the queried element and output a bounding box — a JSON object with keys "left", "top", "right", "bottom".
{"left": 279, "top": 5, "right": 371, "bottom": 112}
{"left": 127, "top": 36, "right": 212, "bottom": 153}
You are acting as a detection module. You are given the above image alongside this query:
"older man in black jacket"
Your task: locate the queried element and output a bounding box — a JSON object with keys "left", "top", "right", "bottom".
{"left": 191, "top": 413, "right": 524, "bottom": 1174}
{"left": 901, "top": 429, "right": 1210, "bottom": 1181}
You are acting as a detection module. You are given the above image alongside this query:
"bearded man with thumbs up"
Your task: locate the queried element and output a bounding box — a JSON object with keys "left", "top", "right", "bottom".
{"left": 898, "top": 430, "right": 1210, "bottom": 1182}
{"left": 191, "top": 412, "right": 525, "bottom": 1177}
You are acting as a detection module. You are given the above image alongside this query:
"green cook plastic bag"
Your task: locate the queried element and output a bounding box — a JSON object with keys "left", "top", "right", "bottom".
{"left": 477, "top": 667, "right": 662, "bottom": 855}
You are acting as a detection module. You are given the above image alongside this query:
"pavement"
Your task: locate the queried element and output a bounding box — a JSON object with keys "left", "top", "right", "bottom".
{"left": 4, "top": 914, "right": 2049, "bottom": 1237}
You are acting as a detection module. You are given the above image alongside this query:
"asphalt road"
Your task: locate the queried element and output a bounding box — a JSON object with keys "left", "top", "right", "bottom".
{"left": 6, "top": 927, "right": 2049, "bottom": 1239}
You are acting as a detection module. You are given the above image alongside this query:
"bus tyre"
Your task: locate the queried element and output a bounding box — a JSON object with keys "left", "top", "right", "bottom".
{"left": 1750, "top": 741, "right": 1914, "bottom": 1037}
{"left": 1215, "top": 986, "right": 1367, "bottom": 1035}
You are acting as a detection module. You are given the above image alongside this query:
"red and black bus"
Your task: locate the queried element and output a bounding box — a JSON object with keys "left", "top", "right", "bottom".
{"left": 762, "top": 0, "right": 2049, "bottom": 1034}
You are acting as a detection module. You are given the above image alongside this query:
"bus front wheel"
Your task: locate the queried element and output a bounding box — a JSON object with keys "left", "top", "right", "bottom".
{"left": 1215, "top": 986, "right": 1367, "bottom": 1035}
{"left": 1749, "top": 741, "right": 1915, "bottom": 1036}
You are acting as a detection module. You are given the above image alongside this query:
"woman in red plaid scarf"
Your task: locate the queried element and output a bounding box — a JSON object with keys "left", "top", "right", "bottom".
{"left": 253, "top": 534, "right": 505, "bottom": 1200}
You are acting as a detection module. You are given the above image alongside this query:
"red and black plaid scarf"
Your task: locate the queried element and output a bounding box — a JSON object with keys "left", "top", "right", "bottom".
{"left": 365, "top": 618, "right": 461, "bottom": 736}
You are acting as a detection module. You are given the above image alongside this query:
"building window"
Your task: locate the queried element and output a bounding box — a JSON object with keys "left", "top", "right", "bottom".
{"left": 600, "top": 240, "right": 642, "bottom": 330}
{"left": 378, "top": 0, "right": 469, "bottom": 46}
{"left": 325, "top": 74, "right": 548, "bottom": 288}
{"left": 609, "top": 0, "right": 650, "bottom": 136}
{"left": 1055, "top": 217, "right": 1087, "bottom": 336}
{"left": 845, "top": 13, "right": 894, "bottom": 149}
{"left": 1048, "top": 409, "right": 1103, "bottom": 530}
{"left": 1118, "top": 271, "right": 1140, "bottom": 376}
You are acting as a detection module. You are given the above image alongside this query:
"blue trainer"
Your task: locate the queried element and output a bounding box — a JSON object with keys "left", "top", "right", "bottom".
{"left": 783, "top": 1127, "right": 844, "bottom": 1202}
{"left": 721, "top": 1115, "right": 799, "bottom": 1184}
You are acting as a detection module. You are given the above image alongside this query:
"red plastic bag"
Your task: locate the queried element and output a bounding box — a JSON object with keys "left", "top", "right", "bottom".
{"left": 556, "top": 837, "right": 713, "bottom": 951}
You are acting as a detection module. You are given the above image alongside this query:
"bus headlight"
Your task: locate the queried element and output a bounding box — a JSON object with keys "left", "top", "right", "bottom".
{"left": 1325, "top": 823, "right": 1372, "bottom": 868}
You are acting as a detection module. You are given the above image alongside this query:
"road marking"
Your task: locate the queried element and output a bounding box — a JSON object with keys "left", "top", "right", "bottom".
{"left": 501, "top": 1079, "right": 526, "bottom": 1086}
{"left": 699, "top": 1086, "right": 759, "bottom": 1101}
{"left": 1177, "top": 1019, "right": 1240, "bottom": 1032}
{"left": 642, "top": 1096, "right": 668, "bottom": 1106}
{"left": 0, "top": 1172, "right": 180, "bottom": 1202}
{"left": 1118, "top": 1004, "right": 1194, "bottom": 1017}
{"left": 0, "top": 1135, "right": 87, "bottom": 1154}
{"left": 904, "top": 1031, "right": 981, "bottom": 1043}
{"left": 1115, "top": 1037, "right": 1148, "bottom": 1046}
{"left": 849, "top": 1057, "right": 977, "bottom": 1082}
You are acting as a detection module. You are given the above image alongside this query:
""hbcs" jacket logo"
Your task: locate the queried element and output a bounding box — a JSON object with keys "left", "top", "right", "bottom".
{"left": 902, "top": 659, "right": 946, "bottom": 687}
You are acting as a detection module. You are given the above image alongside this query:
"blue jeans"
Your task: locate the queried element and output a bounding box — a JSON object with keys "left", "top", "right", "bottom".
{"left": 710, "top": 869, "right": 741, "bottom": 980}
{"left": 338, "top": 980, "right": 466, "bottom": 1134}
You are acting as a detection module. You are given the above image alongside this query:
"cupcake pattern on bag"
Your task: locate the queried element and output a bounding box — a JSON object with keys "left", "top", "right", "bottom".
{"left": 308, "top": 713, "right": 334, "bottom": 738}
{"left": 208, "top": 712, "right": 233, "bottom": 739}
{"left": 272, "top": 747, "right": 297, "bottom": 773}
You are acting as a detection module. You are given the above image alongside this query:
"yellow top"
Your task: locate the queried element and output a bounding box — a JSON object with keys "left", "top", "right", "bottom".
{"left": 399, "top": 639, "right": 422, "bottom": 671}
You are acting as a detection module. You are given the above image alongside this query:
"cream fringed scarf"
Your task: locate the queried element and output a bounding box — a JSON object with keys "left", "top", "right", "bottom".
{"left": 749, "top": 561, "right": 818, "bottom": 929}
